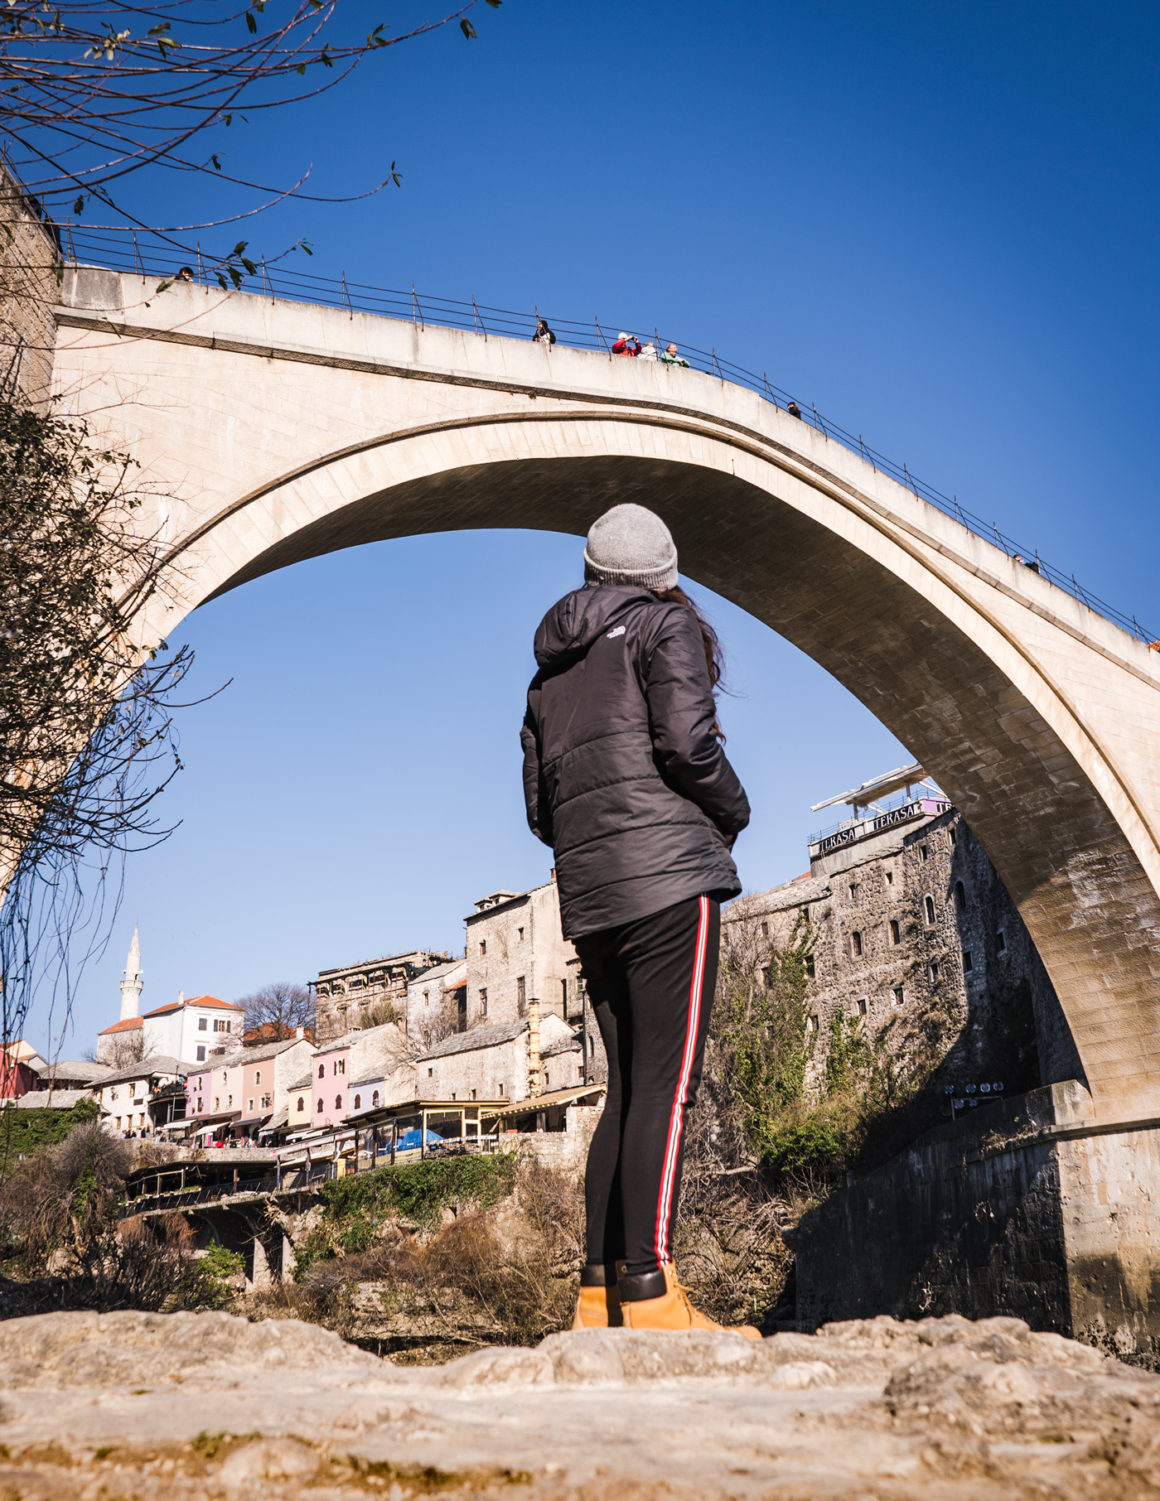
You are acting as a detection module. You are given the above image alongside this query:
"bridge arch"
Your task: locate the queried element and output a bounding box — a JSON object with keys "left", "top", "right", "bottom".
{"left": 51, "top": 270, "right": 1160, "bottom": 1121}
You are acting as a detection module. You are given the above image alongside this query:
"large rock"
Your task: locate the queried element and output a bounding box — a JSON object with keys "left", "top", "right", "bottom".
{"left": 1, "top": 1309, "right": 1159, "bottom": 1497}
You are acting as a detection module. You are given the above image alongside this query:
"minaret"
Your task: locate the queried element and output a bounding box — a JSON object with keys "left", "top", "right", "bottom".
{"left": 120, "top": 926, "right": 143, "bottom": 1021}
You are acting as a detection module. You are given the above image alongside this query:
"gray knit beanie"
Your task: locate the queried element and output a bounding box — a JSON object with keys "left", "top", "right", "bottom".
{"left": 583, "top": 504, "right": 678, "bottom": 590}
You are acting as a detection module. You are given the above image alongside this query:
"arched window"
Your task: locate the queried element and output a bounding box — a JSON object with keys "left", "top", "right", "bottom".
{"left": 851, "top": 930, "right": 863, "bottom": 957}
{"left": 318, "top": 1064, "right": 325, "bottom": 1079}
{"left": 924, "top": 894, "right": 936, "bottom": 925}
{"left": 372, "top": 1091, "right": 380, "bottom": 1107}
{"left": 889, "top": 919, "right": 900, "bottom": 945}
{"left": 354, "top": 1094, "right": 362, "bottom": 1111}
{"left": 296, "top": 1097, "right": 304, "bottom": 1112}
{"left": 335, "top": 1095, "right": 342, "bottom": 1110}
{"left": 255, "top": 1070, "right": 261, "bottom": 1084}
{"left": 317, "top": 1098, "right": 324, "bottom": 1113}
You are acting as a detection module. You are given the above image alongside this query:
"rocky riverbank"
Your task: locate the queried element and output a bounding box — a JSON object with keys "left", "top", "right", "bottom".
{"left": 1, "top": 1308, "right": 1159, "bottom": 1498}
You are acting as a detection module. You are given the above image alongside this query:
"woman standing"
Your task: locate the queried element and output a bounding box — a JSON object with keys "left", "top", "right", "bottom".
{"left": 521, "top": 504, "right": 758, "bottom": 1335}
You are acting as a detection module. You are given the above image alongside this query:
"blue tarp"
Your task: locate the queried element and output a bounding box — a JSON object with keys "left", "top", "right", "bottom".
{"left": 395, "top": 1127, "right": 445, "bottom": 1151}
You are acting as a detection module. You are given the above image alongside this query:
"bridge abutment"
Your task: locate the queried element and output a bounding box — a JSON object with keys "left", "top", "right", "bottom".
{"left": 795, "top": 1082, "right": 1160, "bottom": 1363}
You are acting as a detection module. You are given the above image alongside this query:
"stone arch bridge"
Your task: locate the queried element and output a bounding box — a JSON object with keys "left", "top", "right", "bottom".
{"left": 50, "top": 266, "right": 1160, "bottom": 1128}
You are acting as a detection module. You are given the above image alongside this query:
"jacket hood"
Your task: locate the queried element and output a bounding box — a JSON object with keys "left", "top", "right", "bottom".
{"left": 533, "top": 585, "right": 655, "bottom": 671}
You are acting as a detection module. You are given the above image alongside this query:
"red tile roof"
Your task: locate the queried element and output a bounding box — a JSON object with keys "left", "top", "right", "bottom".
{"left": 142, "top": 994, "right": 243, "bottom": 1018}
{"left": 98, "top": 1017, "right": 145, "bottom": 1035}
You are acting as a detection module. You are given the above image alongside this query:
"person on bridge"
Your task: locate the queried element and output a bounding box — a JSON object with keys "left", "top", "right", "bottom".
{"left": 521, "top": 503, "right": 758, "bottom": 1337}
{"left": 612, "top": 332, "right": 641, "bottom": 356}
{"left": 659, "top": 342, "right": 689, "bottom": 368}
{"left": 533, "top": 317, "right": 556, "bottom": 347}
{"left": 640, "top": 341, "right": 658, "bottom": 362}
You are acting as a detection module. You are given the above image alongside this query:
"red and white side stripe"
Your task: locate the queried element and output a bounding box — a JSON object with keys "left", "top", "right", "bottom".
{"left": 654, "top": 895, "right": 710, "bottom": 1266}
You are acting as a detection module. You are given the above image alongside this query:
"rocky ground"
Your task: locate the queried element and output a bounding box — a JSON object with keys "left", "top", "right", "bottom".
{"left": 1, "top": 1309, "right": 1159, "bottom": 1499}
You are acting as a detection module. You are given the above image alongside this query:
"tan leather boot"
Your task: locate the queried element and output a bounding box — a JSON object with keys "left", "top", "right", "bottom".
{"left": 572, "top": 1282, "right": 623, "bottom": 1329}
{"left": 619, "top": 1264, "right": 761, "bottom": 1338}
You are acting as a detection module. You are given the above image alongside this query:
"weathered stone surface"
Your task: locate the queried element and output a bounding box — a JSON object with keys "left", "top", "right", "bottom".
{"left": 2, "top": 1309, "right": 1160, "bottom": 1497}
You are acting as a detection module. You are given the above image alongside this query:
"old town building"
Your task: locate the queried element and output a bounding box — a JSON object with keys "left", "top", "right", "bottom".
{"left": 728, "top": 765, "right": 1077, "bottom": 1100}
{"left": 462, "top": 876, "right": 580, "bottom": 1030}
{"left": 312, "top": 949, "right": 450, "bottom": 1044}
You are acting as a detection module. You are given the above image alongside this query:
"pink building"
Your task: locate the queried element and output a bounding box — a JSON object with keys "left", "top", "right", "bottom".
{"left": 0, "top": 1040, "right": 44, "bottom": 1101}
{"left": 311, "top": 1036, "right": 351, "bottom": 1129}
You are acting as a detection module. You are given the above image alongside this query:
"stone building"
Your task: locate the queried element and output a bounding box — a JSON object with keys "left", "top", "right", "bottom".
{"left": 404, "top": 957, "right": 467, "bottom": 1047}
{"left": 415, "top": 1011, "right": 579, "bottom": 1103}
{"left": 728, "top": 765, "right": 1076, "bottom": 1100}
{"left": 0, "top": 160, "right": 60, "bottom": 410}
{"left": 462, "top": 876, "right": 580, "bottom": 1030}
{"left": 312, "top": 950, "right": 450, "bottom": 1044}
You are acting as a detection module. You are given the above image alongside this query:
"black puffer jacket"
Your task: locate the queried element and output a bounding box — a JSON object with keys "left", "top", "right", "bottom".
{"left": 521, "top": 585, "right": 750, "bottom": 939}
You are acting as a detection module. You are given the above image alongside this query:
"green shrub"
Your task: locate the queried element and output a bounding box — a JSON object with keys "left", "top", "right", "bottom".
{"left": 295, "top": 1154, "right": 518, "bottom": 1280}
{"left": 0, "top": 1098, "right": 100, "bottom": 1168}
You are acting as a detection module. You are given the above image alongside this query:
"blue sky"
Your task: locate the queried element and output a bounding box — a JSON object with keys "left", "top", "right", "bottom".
{"left": 30, "top": 0, "right": 1159, "bottom": 1055}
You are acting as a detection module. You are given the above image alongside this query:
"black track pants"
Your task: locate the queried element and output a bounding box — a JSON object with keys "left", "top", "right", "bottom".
{"left": 575, "top": 894, "right": 719, "bottom": 1277}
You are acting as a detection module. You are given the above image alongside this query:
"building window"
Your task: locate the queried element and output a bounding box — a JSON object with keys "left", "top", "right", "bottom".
{"left": 920, "top": 844, "right": 929, "bottom": 862}
{"left": 470, "top": 1088, "right": 477, "bottom": 1100}
{"left": 480, "top": 988, "right": 488, "bottom": 1017}
{"left": 762, "top": 965, "right": 774, "bottom": 991}
{"left": 317, "top": 1099, "right": 324, "bottom": 1113}
{"left": 227, "top": 1094, "right": 233, "bottom": 1107}
{"left": 318, "top": 1064, "right": 325, "bottom": 1079}
{"left": 334, "top": 1096, "right": 342, "bottom": 1110}
{"left": 929, "top": 960, "right": 940, "bottom": 983}
{"left": 807, "top": 1014, "right": 819, "bottom": 1033}
{"left": 499, "top": 1082, "right": 505, "bottom": 1095}
{"left": 858, "top": 997, "right": 868, "bottom": 1016}
{"left": 954, "top": 880, "right": 966, "bottom": 907}
{"left": 262, "top": 1094, "right": 271, "bottom": 1109}
{"left": 197, "top": 1097, "right": 203, "bottom": 1112}
{"left": 517, "top": 975, "right": 527, "bottom": 1014}
{"left": 196, "top": 1045, "right": 206, "bottom": 1062}
{"left": 372, "top": 1091, "right": 380, "bottom": 1107}
{"left": 885, "top": 869, "right": 894, "bottom": 886}
{"left": 198, "top": 1018, "right": 207, "bottom": 1031}
{"left": 354, "top": 1095, "right": 361, "bottom": 1111}
{"left": 428, "top": 1067, "right": 434, "bottom": 1078}
{"left": 848, "top": 882, "right": 858, "bottom": 900}
{"left": 892, "top": 986, "right": 904, "bottom": 1007}
{"left": 561, "top": 978, "right": 568, "bottom": 1010}
{"left": 480, "top": 940, "right": 487, "bottom": 956}
{"left": 949, "top": 825, "right": 957, "bottom": 846}
{"left": 801, "top": 905, "right": 810, "bottom": 923}
{"left": 962, "top": 949, "right": 973, "bottom": 973}
{"left": 214, "top": 1018, "right": 229, "bottom": 1032}
{"left": 336, "top": 1058, "right": 345, "bottom": 1075}
{"left": 517, "top": 927, "right": 524, "bottom": 942}
{"left": 214, "top": 1097, "right": 220, "bottom": 1110}
{"left": 255, "top": 1070, "right": 261, "bottom": 1085}
{"left": 760, "top": 921, "right": 769, "bottom": 940}
{"left": 924, "top": 894, "right": 936, "bottom": 925}
{"left": 222, "top": 1071, "right": 228, "bottom": 1084}
{"left": 424, "top": 990, "right": 430, "bottom": 1006}
{"left": 805, "top": 953, "right": 816, "bottom": 978}
{"left": 296, "top": 1097, "right": 304, "bottom": 1112}
{"left": 248, "top": 1099, "right": 254, "bottom": 1112}
{"left": 889, "top": 919, "right": 900, "bottom": 946}
{"left": 851, "top": 930, "right": 863, "bottom": 957}
{"left": 996, "top": 930, "right": 1006, "bottom": 953}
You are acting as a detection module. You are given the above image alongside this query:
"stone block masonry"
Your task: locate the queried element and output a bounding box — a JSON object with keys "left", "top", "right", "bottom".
{"left": 0, "top": 165, "right": 59, "bottom": 408}
{"left": 795, "top": 1078, "right": 1160, "bottom": 1364}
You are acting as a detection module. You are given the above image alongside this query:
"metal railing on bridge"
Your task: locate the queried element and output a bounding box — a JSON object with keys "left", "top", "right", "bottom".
{"left": 57, "top": 225, "right": 1158, "bottom": 646}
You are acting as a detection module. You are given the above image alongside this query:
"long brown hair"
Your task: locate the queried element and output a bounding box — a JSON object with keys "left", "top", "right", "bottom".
{"left": 652, "top": 585, "right": 726, "bottom": 739}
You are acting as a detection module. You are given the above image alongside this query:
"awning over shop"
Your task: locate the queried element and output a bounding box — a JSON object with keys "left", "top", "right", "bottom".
{"left": 487, "top": 1084, "right": 605, "bottom": 1121}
